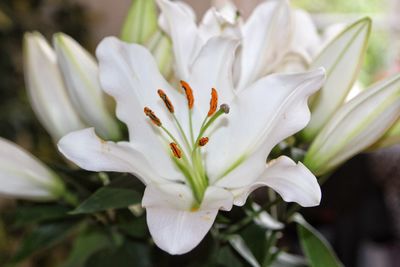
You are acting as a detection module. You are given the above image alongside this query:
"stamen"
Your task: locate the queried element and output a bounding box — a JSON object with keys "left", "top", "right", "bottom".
{"left": 157, "top": 89, "right": 174, "bottom": 113}
{"left": 170, "top": 142, "right": 182, "bottom": 159}
{"left": 144, "top": 107, "right": 162, "bottom": 126}
{"left": 180, "top": 80, "right": 194, "bottom": 109}
{"left": 198, "top": 137, "right": 209, "bottom": 147}
{"left": 208, "top": 88, "right": 218, "bottom": 117}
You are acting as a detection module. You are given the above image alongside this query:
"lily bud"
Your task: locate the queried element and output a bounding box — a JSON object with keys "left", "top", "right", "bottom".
{"left": 301, "top": 18, "right": 371, "bottom": 141}
{"left": 370, "top": 118, "right": 400, "bottom": 150}
{"left": 304, "top": 74, "right": 400, "bottom": 176}
{"left": 23, "top": 32, "right": 85, "bottom": 141}
{"left": 146, "top": 30, "right": 173, "bottom": 79}
{"left": 53, "top": 33, "right": 121, "bottom": 140}
{"left": 120, "top": 0, "right": 158, "bottom": 44}
{"left": 0, "top": 137, "right": 66, "bottom": 201}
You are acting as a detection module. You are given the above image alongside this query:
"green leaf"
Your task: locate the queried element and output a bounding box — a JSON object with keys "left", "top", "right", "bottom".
{"left": 216, "top": 246, "right": 245, "bottom": 267}
{"left": 13, "top": 204, "right": 71, "bottom": 227}
{"left": 12, "top": 221, "right": 77, "bottom": 262}
{"left": 120, "top": 0, "right": 158, "bottom": 44}
{"left": 70, "top": 176, "right": 142, "bottom": 214}
{"left": 293, "top": 214, "right": 343, "bottom": 267}
{"left": 302, "top": 17, "right": 371, "bottom": 141}
{"left": 86, "top": 239, "right": 151, "bottom": 267}
{"left": 61, "top": 230, "right": 112, "bottom": 267}
{"left": 117, "top": 216, "right": 148, "bottom": 238}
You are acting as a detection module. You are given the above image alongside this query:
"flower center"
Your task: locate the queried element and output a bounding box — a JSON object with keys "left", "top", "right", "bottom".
{"left": 144, "top": 81, "right": 229, "bottom": 206}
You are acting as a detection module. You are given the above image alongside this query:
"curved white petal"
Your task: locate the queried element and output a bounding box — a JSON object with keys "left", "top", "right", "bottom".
{"left": 198, "top": 3, "right": 241, "bottom": 42}
{"left": 233, "top": 156, "right": 321, "bottom": 207}
{"left": 207, "top": 69, "right": 325, "bottom": 187}
{"left": 142, "top": 183, "right": 233, "bottom": 254}
{"left": 236, "top": 0, "right": 291, "bottom": 90}
{"left": 189, "top": 36, "right": 238, "bottom": 118}
{"left": 96, "top": 37, "right": 186, "bottom": 178}
{"left": 0, "top": 137, "right": 65, "bottom": 201}
{"left": 290, "top": 10, "right": 322, "bottom": 59}
{"left": 53, "top": 33, "right": 120, "bottom": 140}
{"left": 58, "top": 128, "right": 175, "bottom": 184}
{"left": 157, "top": 0, "right": 200, "bottom": 80}
{"left": 23, "top": 32, "right": 85, "bottom": 141}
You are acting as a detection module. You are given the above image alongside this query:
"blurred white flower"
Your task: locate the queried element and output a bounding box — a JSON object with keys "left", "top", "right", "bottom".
{"left": 23, "top": 32, "right": 85, "bottom": 141}
{"left": 0, "top": 137, "right": 65, "bottom": 201}
{"left": 53, "top": 33, "right": 121, "bottom": 140}
{"left": 58, "top": 37, "right": 324, "bottom": 254}
{"left": 23, "top": 32, "right": 120, "bottom": 141}
{"left": 304, "top": 74, "right": 400, "bottom": 176}
{"left": 301, "top": 18, "right": 371, "bottom": 140}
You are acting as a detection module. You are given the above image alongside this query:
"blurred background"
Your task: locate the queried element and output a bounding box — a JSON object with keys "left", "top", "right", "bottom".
{"left": 0, "top": 0, "right": 399, "bottom": 266}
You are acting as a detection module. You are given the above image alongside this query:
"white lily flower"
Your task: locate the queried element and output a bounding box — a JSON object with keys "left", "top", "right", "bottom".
{"left": 157, "top": 0, "right": 291, "bottom": 90}
{"left": 0, "top": 137, "right": 65, "bottom": 201}
{"left": 304, "top": 74, "right": 400, "bottom": 176}
{"left": 58, "top": 36, "right": 324, "bottom": 254}
{"left": 53, "top": 33, "right": 121, "bottom": 140}
{"left": 23, "top": 32, "right": 86, "bottom": 141}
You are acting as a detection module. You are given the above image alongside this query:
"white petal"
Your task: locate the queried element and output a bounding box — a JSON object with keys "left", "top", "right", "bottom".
{"left": 290, "top": 10, "right": 322, "bottom": 59}
{"left": 189, "top": 36, "right": 238, "bottom": 116}
{"left": 53, "top": 33, "right": 120, "bottom": 140}
{"left": 198, "top": 8, "right": 223, "bottom": 41}
{"left": 251, "top": 203, "right": 284, "bottom": 230}
{"left": 236, "top": 0, "right": 291, "bottom": 90}
{"left": 0, "top": 137, "right": 65, "bottom": 201}
{"left": 58, "top": 128, "right": 175, "bottom": 184}
{"left": 96, "top": 37, "right": 186, "bottom": 178}
{"left": 207, "top": 69, "right": 325, "bottom": 187}
{"left": 233, "top": 156, "right": 321, "bottom": 207}
{"left": 23, "top": 32, "right": 85, "bottom": 141}
{"left": 142, "top": 183, "right": 233, "bottom": 254}
{"left": 302, "top": 18, "right": 371, "bottom": 140}
{"left": 157, "top": 0, "right": 201, "bottom": 80}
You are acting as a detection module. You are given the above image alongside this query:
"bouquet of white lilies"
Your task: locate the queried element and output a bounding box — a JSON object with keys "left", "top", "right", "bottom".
{"left": 1, "top": 0, "right": 399, "bottom": 266}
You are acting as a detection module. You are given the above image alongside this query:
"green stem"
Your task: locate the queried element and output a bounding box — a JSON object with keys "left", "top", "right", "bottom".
{"left": 62, "top": 190, "right": 79, "bottom": 207}
{"left": 172, "top": 113, "right": 192, "bottom": 151}
{"left": 262, "top": 231, "right": 279, "bottom": 267}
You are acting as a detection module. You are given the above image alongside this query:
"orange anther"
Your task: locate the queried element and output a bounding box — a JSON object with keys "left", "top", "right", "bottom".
{"left": 208, "top": 88, "right": 218, "bottom": 117}
{"left": 144, "top": 107, "right": 162, "bottom": 126}
{"left": 169, "top": 142, "right": 182, "bottom": 159}
{"left": 198, "top": 137, "right": 209, "bottom": 147}
{"left": 157, "top": 89, "right": 174, "bottom": 113}
{"left": 180, "top": 80, "right": 194, "bottom": 109}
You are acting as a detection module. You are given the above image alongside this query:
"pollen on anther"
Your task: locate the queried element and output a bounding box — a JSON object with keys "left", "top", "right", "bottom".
{"left": 199, "top": 137, "right": 209, "bottom": 147}
{"left": 208, "top": 88, "right": 218, "bottom": 117}
{"left": 144, "top": 107, "right": 162, "bottom": 126}
{"left": 157, "top": 89, "right": 174, "bottom": 113}
{"left": 180, "top": 80, "right": 194, "bottom": 109}
{"left": 170, "top": 143, "right": 182, "bottom": 159}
